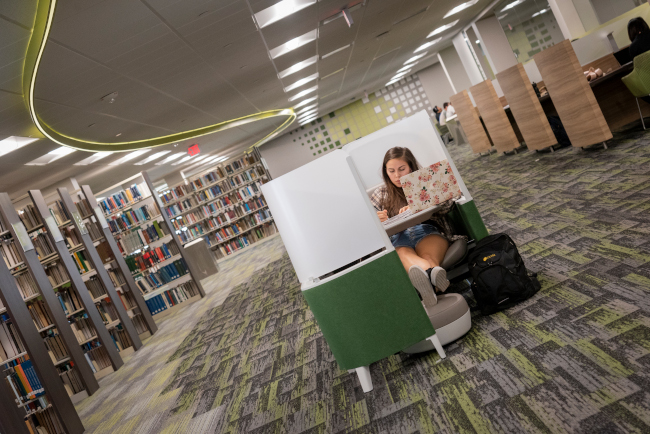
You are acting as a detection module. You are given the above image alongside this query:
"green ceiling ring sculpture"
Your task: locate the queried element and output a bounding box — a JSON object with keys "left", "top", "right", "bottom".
{"left": 23, "top": 0, "right": 296, "bottom": 152}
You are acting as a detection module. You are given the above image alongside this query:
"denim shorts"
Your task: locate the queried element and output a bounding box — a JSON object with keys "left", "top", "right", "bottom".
{"left": 390, "top": 224, "right": 442, "bottom": 249}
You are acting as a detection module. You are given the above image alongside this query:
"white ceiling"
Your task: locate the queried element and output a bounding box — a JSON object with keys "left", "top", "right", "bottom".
{"left": 0, "top": 0, "right": 492, "bottom": 200}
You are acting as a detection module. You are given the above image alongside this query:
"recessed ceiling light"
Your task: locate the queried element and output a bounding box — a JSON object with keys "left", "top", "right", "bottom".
{"left": 414, "top": 38, "right": 441, "bottom": 53}
{"left": 74, "top": 151, "right": 114, "bottom": 166}
{"left": 134, "top": 150, "right": 172, "bottom": 165}
{"left": 172, "top": 155, "right": 196, "bottom": 166}
{"left": 25, "top": 147, "right": 75, "bottom": 166}
{"left": 269, "top": 29, "right": 318, "bottom": 59}
{"left": 475, "top": 40, "right": 481, "bottom": 44}
{"left": 115, "top": 133, "right": 122, "bottom": 137}
{"left": 397, "top": 63, "right": 416, "bottom": 73}
{"left": 296, "top": 104, "right": 317, "bottom": 115}
{"left": 108, "top": 150, "right": 150, "bottom": 166}
{"left": 386, "top": 79, "right": 401, "bottom": 86}
{"left": 391, "top": 70, "right": 411, "bottom": 80}
{"left": 293, "top": 96, "right": 318, "bottom": 108}
{"left": 501, "top": 0, "right": 525, "bottom": 12}
{"left": 278, "top": 55, "right": 318, "bottom": 79}
{"left": 288, "top": 85, "right": 318, "bottom": 101}
{"left": 321, "top": 44, "right": 351, "bottom": 59}
{"left": 299, "top": 115, "right": 318, "bottom": 125}
{"left": 0, "top": 136, "right": 39, "bottom": 158}
{"left": 498, "top": 13, "right": 508, "bottom": 19}
{"left": 404, "top": 53, "right": 427, "bottom": 64}
{"left": 427, "top": 19, "right": 459, "bottom": 38}
{"left": 444, "top": 0, "right": 479, "bottom": 18}
{"left": 297, "top": 109, "right": 318, "bottom": 120}
{"left": 156, "top": 152, "right": 185, "bottom": 165}
{"left": 284, "top": 72, "right": 319, "bottom": 92}
{"left": 254, "top": 0, "right": 316, "bottom": 29}
{"left": 532, "top": 8, "right": 548, "bottom": 17}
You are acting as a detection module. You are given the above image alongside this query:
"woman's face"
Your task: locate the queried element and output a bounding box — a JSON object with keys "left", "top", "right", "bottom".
{"left": 386, "top": 158, "right": 411, "bottom": 188}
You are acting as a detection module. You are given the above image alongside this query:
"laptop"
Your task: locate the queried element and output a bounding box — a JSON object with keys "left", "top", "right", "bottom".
{"left": 399, "top": 159, "right": 462, "bottom": 213}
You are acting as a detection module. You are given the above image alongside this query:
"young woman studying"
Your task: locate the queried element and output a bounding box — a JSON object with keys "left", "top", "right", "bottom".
{"left": 370, "top": 147, "right": 462, "bottom": 296}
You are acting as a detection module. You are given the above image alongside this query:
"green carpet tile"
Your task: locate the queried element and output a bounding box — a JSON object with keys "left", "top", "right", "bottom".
{"left": 76, "top": 125, "right": 650, "bottom": 433}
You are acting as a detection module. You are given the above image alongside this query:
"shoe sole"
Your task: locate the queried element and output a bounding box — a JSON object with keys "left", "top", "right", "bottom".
{"left": 430, "top": 267, "right": 450, "bottom": 292}
{"left": 408, "top": 265, "right": 434, "bottom": 298}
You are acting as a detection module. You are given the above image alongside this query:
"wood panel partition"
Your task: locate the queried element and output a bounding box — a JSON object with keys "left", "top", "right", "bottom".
{"left": 449, "top": 90, "right": 492, "bottom": 154}
{"left": 497, "top": 63, "right": 558, "bottom": 151}
{"left": 534, "top": 40, "right": 613, "bottom": 148}
{"left": 470, "top": 80, "right": 521, "bottom": 153}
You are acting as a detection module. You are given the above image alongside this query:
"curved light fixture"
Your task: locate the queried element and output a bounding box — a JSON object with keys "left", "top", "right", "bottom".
{"left": 23, "top": 0, "right": 296, "bottom": 152}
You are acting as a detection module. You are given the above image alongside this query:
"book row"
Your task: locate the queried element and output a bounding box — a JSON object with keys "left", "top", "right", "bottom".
{"left": 133, "top": 259, "right": 190, "bottom": 295}
{"left": 116, "top": 220, "right": 167, "bottom": 256}
{"left": 145, "top": 281, "right": 199, "bottom": 316}
{"left": 107, "top": 203, "right": 159, "bottom": 234}
{"left": 99, "top": 182, "right": 147, "bottom": 216}
{"left": 124, "top": 242, "right": 179, "bottom": 276}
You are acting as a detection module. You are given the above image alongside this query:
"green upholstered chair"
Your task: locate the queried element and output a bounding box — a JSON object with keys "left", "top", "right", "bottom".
{"left": 435, "top": 122, "right": 452, "bottom": 144}
{"left": 622, "top": 50, "right": 650, "bottom": 130}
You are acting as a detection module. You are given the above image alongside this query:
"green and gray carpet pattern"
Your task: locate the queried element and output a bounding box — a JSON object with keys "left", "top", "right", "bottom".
{"left": 77, "top": 126, "right": 650, "bottom": 433}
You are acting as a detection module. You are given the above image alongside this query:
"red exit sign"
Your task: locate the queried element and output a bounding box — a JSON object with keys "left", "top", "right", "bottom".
{"left": 188, "top": 144, "right": 200, "bottom": 156}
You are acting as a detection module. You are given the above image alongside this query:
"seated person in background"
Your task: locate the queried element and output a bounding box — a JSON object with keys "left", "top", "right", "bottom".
{"left": 628, "top": 17, "right": 650, "bottom": 104}
{"left": 444, "top": 102, "right": 456, "bottom": 117}
{"left": 433, "top": 106, "right": 441, "bottom": 123}
{"left": 370, "top": 147, "right": 463, "bottom": 295}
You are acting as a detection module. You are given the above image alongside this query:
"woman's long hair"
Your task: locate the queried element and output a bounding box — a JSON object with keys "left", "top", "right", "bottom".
{"left": 628, "top": 17, "right": 649, "bottom": 42}
{"left": 381, "top": 147, "right": 420, "bottom": 217}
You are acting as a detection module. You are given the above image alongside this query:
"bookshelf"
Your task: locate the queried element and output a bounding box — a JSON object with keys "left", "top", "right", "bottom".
{"left": 80, "top": 185, "right": 157, "bottom": 336}
{"left": 27, "top": 189, "right": 125, "bottom": 378}
{"left": 0, "top": 196, "right": 84, "bottom": 433}
{"left": 97, "top": 172, "right": 205, "bottom": 318}
{"left": 0, "top": 193, "right": 100, "bottom": 402}
{"left": 158, "top": 150, "right": 278, "bottom": 261}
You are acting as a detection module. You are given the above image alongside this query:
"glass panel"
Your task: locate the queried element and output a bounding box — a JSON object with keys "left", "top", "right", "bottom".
{"left": 495, "top": 0, "right": 565, "bottom": 64}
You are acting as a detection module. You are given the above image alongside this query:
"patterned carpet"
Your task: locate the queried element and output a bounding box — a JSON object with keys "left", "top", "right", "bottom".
{"left": 77, "top": 125, "right": 650, "bottom": 433}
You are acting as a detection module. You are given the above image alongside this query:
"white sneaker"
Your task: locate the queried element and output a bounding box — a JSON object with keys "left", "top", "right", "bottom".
{"left": 408, "top": 265, "right": 437, "bottom": 306}
{"left": 429, "top": 266, "right": 450, "bottom": 292}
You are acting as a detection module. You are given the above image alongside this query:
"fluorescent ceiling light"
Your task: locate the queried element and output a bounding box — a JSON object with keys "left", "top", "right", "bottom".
{"left": 270, "top": 29, "right": 318, "bottom": 59}
{"left": 391, "top": 70, "right": 411, "bottom": 80}
{"left": 108, "top": 150, "right": 150, "bottom": 166}
{"left": 215, "top": 156, "right": 229, "bottom": 163}
{"left": 285, "top": 72, "right": 319, "bottom": 92}
{"left": 498, "top": 13, "right": 508, "bottom": 19}
{"left": 414, "top": 38, "right": 441, "bottom": 53}
{"left": 254, "top": 0, "right": 316, "bottom": 29}
{"left": 404, "top": 53, "right": 427, "bottom": 64}
{"left": 397, "top": 63, "right": 417, "bottom": 73}
{"left": 428, "top": 20, "right": 459, "bottom": 38}
{"left": 171, "top": 155, "right": 193, "bottom": 166}
{"left": 296, "top": 104, "right": 317, "bottom": 115}
{"left": 0, "top": 136, "right": 39, "bottom": 158}
{"left": 321, "top": 44, "right": 351, "bottom": 59}
{"left": 134, "top": 150, "right": 171, "bottom": 166}
{"left": 476, "top": 40, "right": 481, "bottom": 44}
{"left": 386, "top": 79, "right": 400, "bottom": 86}
{"left": 294, "top": 96, "right": 318, "bottom": 108}
{"left": 532, "top": 8, "right": 548, "bottom": 17}
{"left": 288, "top": 85, "right": 318, "bottom": 101}
{"left": 299, "top": 116, "right": 318, "bottom": 125}
{"left": 501, "top": 0, "right": 525, "bottom": 12}
{"left": 25, "top": 147, "right": 75, "bottom": 166}
{"left": 74, "top": 151, "right": 114, "bottom": 165}
{"left": 156, "top": 152, "right": 185, "bottom": 165}
{"left": 278, "top": 55, "right": 318, "bottom": 79}
{"left": 297, "top": 109, "right": 318, "bottom": 120}
{"left": 444, "top": 0, "right": 479, "bottom": 18}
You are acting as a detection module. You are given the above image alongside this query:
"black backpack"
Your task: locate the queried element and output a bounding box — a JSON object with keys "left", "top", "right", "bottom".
{"left": 547, "top": 116, "right": 571, "bottom": 147}
{"left": 468, "top": 233, "right": 541, "bottom": 315}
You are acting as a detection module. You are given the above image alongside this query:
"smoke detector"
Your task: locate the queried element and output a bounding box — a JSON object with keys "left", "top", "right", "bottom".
{"left": 101, "top": 91, "right": 118, "bottom": 103}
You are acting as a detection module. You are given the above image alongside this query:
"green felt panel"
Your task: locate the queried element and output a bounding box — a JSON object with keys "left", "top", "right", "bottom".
{"left": 302, "top": 251, "right": 435, "bottom": 370}
{"left": 450, "top": 200, "right": 489, "bottom": 241}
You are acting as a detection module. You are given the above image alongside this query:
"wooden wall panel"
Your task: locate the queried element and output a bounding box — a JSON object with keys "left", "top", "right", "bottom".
{"left": 449, "top": 90, "right": 492, "bottom": 154}
{"left": 470, "top": 80, "right": 520, "bottom": 153}
{"left": 534, "top": 40, "right": 613, "bottom": 148}
{"left": 497, "top": 63, "right": 557, "bottom": 151}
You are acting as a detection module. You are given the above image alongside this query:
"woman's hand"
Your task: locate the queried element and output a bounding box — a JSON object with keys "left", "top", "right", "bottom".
{"left": 377, "top": 210, "right": 388, "bottom": 222}
{"left": 398, "top": 206, "right": 409, "bottom": 214}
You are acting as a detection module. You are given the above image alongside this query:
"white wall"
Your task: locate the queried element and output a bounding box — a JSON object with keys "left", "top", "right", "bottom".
{"left": 439, "top": 44, "right": 475, "bottom": 93}
{"left": 417, "top": 62, "right": 456, "bottom": 108}
{"left": 590, "top": 0, "right": 639, "bottom": 24}
{"left": 452, "top": 33, "right": 485, "bottom": 86}
{"left": 258, "top": 133, "right": 315, "bottom": 179}
{"left": 473, "top": 15, "right": 518, "bottom": 74}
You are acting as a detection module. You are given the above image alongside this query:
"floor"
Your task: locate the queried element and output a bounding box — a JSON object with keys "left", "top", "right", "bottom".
{"left": 77, "top": 125, "right": 650, "bottom": 433}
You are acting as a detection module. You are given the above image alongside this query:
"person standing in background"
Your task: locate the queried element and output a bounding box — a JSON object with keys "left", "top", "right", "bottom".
{"left": 628, "top": 17, "right": 650, "bottom": 104}
{"left": 432, "top": 106, "right": 441, "bottom": 123}
{"left": 439, "top": 105, "right": 447, "bottom": 126}
{"left": 444, "top": 102, "right": 456, "bottom": 117}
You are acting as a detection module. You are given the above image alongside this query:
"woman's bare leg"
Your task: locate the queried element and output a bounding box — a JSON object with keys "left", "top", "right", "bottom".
{"left": 396, "top": 247, "right": 430, "bottom": 270}
{"left": 415, "top": 235, "right": 449, "bottom": 268}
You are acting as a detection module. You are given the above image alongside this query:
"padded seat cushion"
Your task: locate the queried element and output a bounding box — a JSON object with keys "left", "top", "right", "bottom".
{"left": 427, "top": 293, "right": 469, "bottom": 329}
{"left": 440, "top": 239, "right": 467, "bottom": 270}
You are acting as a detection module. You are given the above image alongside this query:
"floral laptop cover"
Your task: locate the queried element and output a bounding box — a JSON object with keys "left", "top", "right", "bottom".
{"left": 400, "top": 160, "right": 462, "bottom": 212}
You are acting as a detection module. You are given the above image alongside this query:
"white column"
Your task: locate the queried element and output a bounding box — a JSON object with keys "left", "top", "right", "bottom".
{"left": 548, "top": 0, "right": 587, "bottom": 40}
{"left": 436, "top": 54, "right": 457, "bottom": 95}
{"left": 472, "top": 15, "right": 518, "bottom": 75}
{"left": 452, "top": 33, "right": 485, "bottom": 86}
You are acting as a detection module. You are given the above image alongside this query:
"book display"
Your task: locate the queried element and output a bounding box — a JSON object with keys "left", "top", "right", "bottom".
{"left": 26, "top": 189, "right": 126, "bottom": 380}
{"left": 0, "top": 195, "right": 85, "bottom": 433}
{"left": 96, "top": 173, "right": 205, "bottom": 317}
{"left": 158, "top": 150, "right": 278, "bottom": 260}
